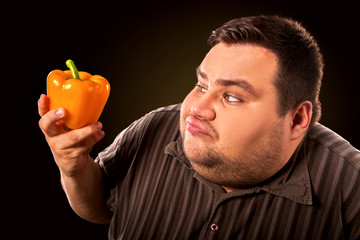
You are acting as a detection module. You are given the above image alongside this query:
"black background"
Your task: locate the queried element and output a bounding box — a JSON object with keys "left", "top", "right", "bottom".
{"left": 2, "top": 0, "right": 359, "bottom": 239}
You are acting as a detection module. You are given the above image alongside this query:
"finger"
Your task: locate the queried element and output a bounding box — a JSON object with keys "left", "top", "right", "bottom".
{"left": 84, "top": 128, "right": 105, "bottom": 151}
{"left": 56, "top": 122, "right": 104, "bottom": 149}
{"left": 39, "top": 108, "right": 66, "bottom": 137}
{"left": 89, "top": 122, "right": 105, "bottom": 144}
{"left": 38, "top": 94, "right": 50, "bottom": 117}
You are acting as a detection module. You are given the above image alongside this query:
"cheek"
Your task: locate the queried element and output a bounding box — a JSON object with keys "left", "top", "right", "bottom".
{"left": 216, "top": 107, "right": 278, "bottom": 151}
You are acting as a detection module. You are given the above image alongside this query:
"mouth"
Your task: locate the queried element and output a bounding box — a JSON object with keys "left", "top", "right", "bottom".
{"left": 185, "top": 116, "right": 212, "bottom": 137}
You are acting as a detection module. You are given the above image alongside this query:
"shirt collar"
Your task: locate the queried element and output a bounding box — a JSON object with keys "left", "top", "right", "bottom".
{"left": 164, "top": 135, "right": 313, "bottom": 205}
{"left": 257, "top": 138, "right": 313, "bottom": 205}
{"left": 164, "top": 136, "right": 192, "bottom": 168}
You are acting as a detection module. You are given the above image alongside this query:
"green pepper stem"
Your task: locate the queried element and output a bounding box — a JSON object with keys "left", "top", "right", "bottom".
{"left": 66, "top": 59, "right": 80, "bottom": 79}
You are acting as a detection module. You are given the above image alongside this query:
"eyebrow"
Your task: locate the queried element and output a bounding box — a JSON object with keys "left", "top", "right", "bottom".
{"left": 196, "top": 67, "right": 258, "bottom": 97}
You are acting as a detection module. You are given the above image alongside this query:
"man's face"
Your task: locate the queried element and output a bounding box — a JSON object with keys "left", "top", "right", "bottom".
{"left": 180, "top": 43, "right": 290, "bottom": 189}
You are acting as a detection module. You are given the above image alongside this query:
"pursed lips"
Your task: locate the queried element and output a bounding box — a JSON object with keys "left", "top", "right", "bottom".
{"left": 185, "top": 115, "right": 216, "bottom": 138}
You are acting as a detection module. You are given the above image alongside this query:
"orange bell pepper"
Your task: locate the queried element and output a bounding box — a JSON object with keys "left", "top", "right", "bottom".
{"left": 47, "top": 59, "right": 110, "bottom": 129}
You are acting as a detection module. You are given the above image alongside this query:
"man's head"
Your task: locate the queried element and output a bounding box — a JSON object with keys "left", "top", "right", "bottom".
{"left": 208, "top": 15, "right": 323, "bottom": 126}
{"left": 180, "top": 15, "right": 324, "bottom": 190}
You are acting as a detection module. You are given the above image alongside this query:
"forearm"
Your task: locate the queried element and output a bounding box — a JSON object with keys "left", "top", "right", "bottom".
{"left": 60, "top": 156, "right": 112, "bottom": 224}
{"left": 38, "top": 94, "right": 111, "bottom": 223}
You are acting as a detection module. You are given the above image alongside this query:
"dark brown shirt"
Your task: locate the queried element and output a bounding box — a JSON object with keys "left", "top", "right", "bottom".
{"left": 96, "top": 104, "right": 360, "bottom": 239}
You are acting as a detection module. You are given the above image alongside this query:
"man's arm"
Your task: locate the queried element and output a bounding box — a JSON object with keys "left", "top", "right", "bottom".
{"left": 38, "top": 94, "right": 112, "bottom": 224}
{"left": 60, "top": 156, "right": 112, "bottom": 224}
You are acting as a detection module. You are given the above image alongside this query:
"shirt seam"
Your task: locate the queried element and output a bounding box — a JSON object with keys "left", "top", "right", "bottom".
{"left": 307, "top": 137, "right": 360, "bottom": 175}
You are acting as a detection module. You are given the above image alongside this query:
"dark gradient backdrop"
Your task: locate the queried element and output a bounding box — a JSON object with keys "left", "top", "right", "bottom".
{"left": 3, "top": 1, "right": 359, "bottom": 239}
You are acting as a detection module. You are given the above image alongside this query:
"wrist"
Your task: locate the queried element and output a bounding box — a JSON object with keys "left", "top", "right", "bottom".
{"left": 57, "top": 154, "right": 93, "bottom": 179}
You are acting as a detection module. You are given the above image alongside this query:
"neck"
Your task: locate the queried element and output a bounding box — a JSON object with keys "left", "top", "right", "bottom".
{"left": 222, "top": 186, "right": 235, "bottom": 193}
{"left": 222, "top": 134, "right": 307, "bottom": 194}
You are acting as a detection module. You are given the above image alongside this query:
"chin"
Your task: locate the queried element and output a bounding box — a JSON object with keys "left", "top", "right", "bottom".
{"left": 182, "top": 132, "right": 202, "bottom": 159}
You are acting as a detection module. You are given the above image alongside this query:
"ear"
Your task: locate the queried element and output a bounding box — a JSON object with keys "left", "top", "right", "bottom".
{"left": 289, "top": 101, "right": 313, "bottom": 140}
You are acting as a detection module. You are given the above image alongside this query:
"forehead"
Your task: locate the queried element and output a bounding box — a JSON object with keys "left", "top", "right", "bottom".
{"left": 200, "top": 43, "right": 279, "bottom": 88}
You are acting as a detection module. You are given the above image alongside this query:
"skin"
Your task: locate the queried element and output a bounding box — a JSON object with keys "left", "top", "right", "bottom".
{"left": 180, "top": 43, "right": 312, "bottom": 191}
{"left": 38, "top": 95, "right": 112, "bottom": 224}
{"left": 37, "top": 42, "right": 312, "bottom": 223}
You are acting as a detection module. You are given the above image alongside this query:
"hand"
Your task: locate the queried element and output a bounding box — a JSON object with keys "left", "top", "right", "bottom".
{"left": 38, "top": 94, "right": 105, "bottom": 177}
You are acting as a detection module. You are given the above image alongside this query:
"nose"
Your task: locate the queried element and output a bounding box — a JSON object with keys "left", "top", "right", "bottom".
{"left": 190, "top": 98, "right": 216, "bottom": 121}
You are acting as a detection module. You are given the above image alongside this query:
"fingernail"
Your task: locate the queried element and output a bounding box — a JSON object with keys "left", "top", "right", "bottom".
{"left": 98, "top": 131, "right": 105, "bottom": 137}
{"left": 39, "top": 94, "right": 45, "bottom": 102}
{"left": 95, "top": 122, "right": 102, "bottom": 130}
{"left": 55, "top": 108, "right": 64, "bottom": 117}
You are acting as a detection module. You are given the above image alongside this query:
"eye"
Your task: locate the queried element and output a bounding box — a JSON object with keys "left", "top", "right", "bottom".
{"left": 196, "top": 84, "right": 207, "bottom": 93}
{"left": 224, "top": 94, "right": 242, "bottom": 103}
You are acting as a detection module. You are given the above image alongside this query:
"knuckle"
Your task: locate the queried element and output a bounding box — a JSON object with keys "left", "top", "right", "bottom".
{"left": 61, "top": 148, "right": 88, "bottom": 164}
{"left": 48, "top": 141, "right": 56, "bottom": 151}
{"left": 39, "top": 119, "right": 50, "bottom": 136}
{"left": 47, "top": 136, "right": 59, "bottom": 149}
{"left": 38, "top": 113, "right": 53, "bottom": 132}
{"left": 86, "top": 125, "right": 96, "bottom": 135}
{"left": 38, "top": 118, "right": 44, "bottom": 130}
{"left": 62, "top": 149, "right": 78, "bottom": 159}
{"left": 68, "top": 132, "right": 80, "bottom": 144}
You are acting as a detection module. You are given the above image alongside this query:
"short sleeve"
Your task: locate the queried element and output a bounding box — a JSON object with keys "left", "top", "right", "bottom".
{"left": 95, "top": 112, "right": 155, "bottom": 211}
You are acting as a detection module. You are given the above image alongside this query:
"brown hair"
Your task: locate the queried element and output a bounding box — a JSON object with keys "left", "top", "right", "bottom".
{"left": 208, "top": 15, "right": 323, "bottom": 126}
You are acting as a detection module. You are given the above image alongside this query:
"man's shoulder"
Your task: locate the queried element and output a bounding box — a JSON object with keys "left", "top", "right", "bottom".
{"left": 104, "top": 104, "right": 181, "bottom": 149}
{"left": 96, "top": 104, "right": 181, "bottom": 178}
{"left": 142, "top": 104, "right": 181, "bottom": 126}
{"left": 137, "top": 104, "right": 181, "bottom": 138}
{"left": 307, "top": 123, "right": 360, "bottom": 172}
{"left": 146, "top": 103, "right": 181, "bottom": 116}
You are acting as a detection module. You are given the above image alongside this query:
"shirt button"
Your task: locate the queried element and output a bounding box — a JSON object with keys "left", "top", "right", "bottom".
{"left": 210, "top": 223, "right": 219, "bottom": 231}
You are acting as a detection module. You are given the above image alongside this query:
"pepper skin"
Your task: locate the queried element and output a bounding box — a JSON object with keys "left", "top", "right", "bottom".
{"left": 47, "top": 60, "right": 110, "bottom": 129}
